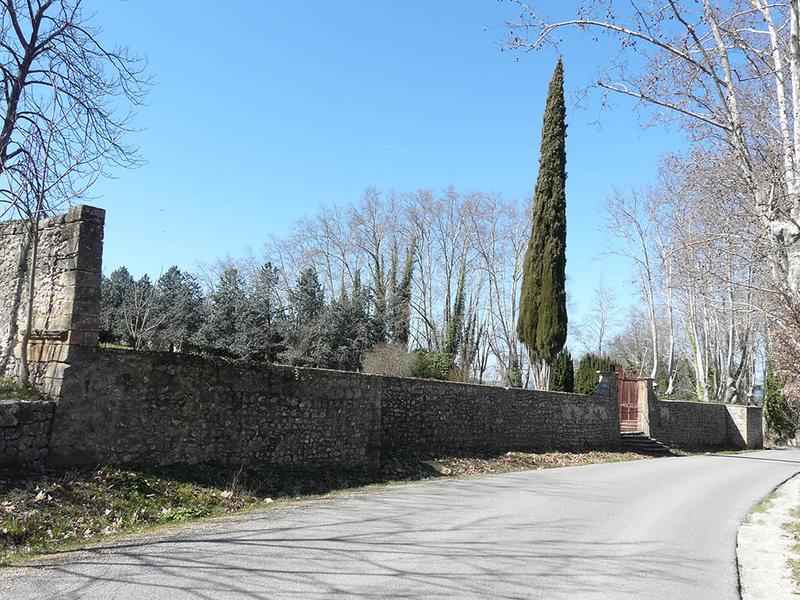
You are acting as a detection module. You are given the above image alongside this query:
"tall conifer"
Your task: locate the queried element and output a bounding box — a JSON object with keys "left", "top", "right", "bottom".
{"left": 549, "top": 348, "right": 574, "bottom": 392}
{"left": 517, "top": 59, "right": 568, "bottom": 389}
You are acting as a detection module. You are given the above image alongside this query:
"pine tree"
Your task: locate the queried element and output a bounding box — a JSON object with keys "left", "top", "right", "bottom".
{"left": 199, "top": 267, "right": 247, "bottom": 357}
{"left": 240, "top": 262, "right": 286, "bottom": 361}
{"left": 281, "top": 267, "right": 326, "bottom": 366}
{"left": 100, "top": 266, "right": 135, "bottom": 344}
{"left": 153, "top": 266, "right": 204, "bottom": 352}
{"left": 549, "top": 347, "right": 574, "bottom": 392}
{"left": 289, "top": 267, "right": 325, "bottom": 328}
{"left": 316, "top": 271, "right": 372, "bottom": 371}
{"left": 517, "top": 59, "right": 568, "bottom": 389}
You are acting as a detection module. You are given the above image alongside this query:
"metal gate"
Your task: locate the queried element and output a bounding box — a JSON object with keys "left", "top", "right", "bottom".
{"left": 616, "top": 367, "right": 640, "bottom": 433}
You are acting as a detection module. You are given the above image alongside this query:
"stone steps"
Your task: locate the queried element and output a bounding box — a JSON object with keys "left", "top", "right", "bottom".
{"left": 620, "top": 432, "right": 673, "bottom": 456}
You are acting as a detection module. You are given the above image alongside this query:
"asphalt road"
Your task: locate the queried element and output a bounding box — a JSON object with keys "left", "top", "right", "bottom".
{"left": 2, "top": 450, "right": 800, "bottom": 599}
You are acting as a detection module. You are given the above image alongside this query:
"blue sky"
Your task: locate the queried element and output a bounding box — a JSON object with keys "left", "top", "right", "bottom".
{"left": 83, "top": 0, "right": 683, "bottom": 339}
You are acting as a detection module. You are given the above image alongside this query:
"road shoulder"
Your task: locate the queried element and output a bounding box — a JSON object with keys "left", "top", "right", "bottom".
{"left": 738, "top": 473, "right": 800, "bottom": 599}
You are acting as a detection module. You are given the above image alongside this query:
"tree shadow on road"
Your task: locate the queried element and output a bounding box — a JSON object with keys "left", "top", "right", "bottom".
{"left": 4, "top": 472, "right": 719, "bottom": 599}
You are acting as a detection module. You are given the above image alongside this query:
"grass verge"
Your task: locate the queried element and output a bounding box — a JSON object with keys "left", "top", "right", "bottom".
{"left": 1, "top": 450, "right": 651, "bottom": 565}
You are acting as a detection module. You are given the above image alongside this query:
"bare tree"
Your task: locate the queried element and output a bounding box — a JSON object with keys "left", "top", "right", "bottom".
{"left": 470, "top": 193, "right": 531, "bottom": 385}
{"left": 604, "top": 189, "right": 661, "bottom": 379}
{"left": 576, "top": 278, "right": 619, "bottom": 356}
{"left": 659, "top": 153, "right": 768, "bottom": 402}
{"left": 13, "top": 83, "right": 95, "bottom": 385}
{"left": 121, "top": 275, "right": 163, "bottom": 350}
{"left": 260, "top": 185, "right": 531, "bottom": 383}
{"left": 602, "top": 150, "right": 768, "bottom": 401}
{"left": 0, "top": 0, "right": 147, "bottom": 385}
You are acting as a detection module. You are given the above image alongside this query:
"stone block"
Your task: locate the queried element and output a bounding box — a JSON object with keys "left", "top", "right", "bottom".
{"left": 66, "top": 204, "right": 106, "bottom": 226}
{"left": 0, "top": 404, "right": 19, "bottom": 428}
{"left": 62, "top": 269, "right": 101, "bottom": 288}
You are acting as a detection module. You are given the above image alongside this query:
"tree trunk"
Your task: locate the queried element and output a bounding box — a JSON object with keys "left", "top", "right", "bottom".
{"left": 529, "top": 356, "right": 551, "bottom": 391}
{"left": 18, "top": 218, "right": 39, "bottom": 388}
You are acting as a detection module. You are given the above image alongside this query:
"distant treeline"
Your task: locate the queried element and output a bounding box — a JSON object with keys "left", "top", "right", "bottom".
{"left": 100, "top": 261, "right": 614, "bottom": 393}
{"left": 102, "top": 187, "right": 537, "bottom": 385}
{"left": 101, "top": 260, "right": 473, "bottom": 382}
{"left": 102, "top": 263, "right": 399, "bottom": 372}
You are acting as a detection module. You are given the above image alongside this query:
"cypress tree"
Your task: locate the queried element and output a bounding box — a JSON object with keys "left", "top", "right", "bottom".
{"left": 517, "top": 58, "right": 568, "bottom": 389}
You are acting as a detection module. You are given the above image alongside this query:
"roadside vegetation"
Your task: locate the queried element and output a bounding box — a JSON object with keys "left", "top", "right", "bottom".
{"left": 0, "top": 450, "right": 650, "bottom": 564}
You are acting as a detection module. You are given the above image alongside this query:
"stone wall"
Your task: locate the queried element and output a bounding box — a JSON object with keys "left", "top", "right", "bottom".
{"left": 0, "top": 399, "right": 55, "bottom": 465}
{"left": 48, "top": 348, "right": 382, "bottom": 472}
{"left": 381, "top": 375, "right": 619, "bottom": 455}
{"left": 0, "top": 205, "right": 764, "bottom": 470}
{"left": 0, "top": 205, "right": 104, "bottom": 391}
{"left": 36, "top": 348, "right": 618, "bottom": 472}
{"left": 0, "top": 205, "right": 614, "bottom": 471}
{"left": 723, "top": 403, "right": 764, "bottom": 449}
{"left": 648, "top": 400, "right": 729, "bottom": 448}
{"left": 639, "top": 380, "right": 763, "bottom": 450}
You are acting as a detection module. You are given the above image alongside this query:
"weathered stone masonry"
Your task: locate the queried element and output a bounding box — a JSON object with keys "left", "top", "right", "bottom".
{"left": 381, "top": 375, "right": 618, "bottom": 456}
{"left": 0, "top": 399, "right": 55, "bottom": 465}
{"left": 636, "top": 378, "right": 763, "bottom": 450}
{"left": 49, "top": 349, "right": 383, "bottom": 472}
{"left": 0, "top": 205, "right": 104, "bottom": 392}
{"left": 0, "top": 205, "right": 764, "bottom": 470}
{"left": 42, "top": 347, "right": 618, "bottom": 471}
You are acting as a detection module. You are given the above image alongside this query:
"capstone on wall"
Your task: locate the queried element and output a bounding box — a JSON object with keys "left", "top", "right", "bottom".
{"left": 0, "top": 205, "right": 104, "bottom": 391}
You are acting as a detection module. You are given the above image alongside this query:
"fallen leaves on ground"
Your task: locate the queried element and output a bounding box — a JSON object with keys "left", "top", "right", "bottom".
{"left": 380, "top": 450, "right": 651, "bottom": 480}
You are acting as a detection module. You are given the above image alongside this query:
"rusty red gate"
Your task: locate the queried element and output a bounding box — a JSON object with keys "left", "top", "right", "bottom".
{"left": 616, "top": 368, "right": 640, "bottom": 433}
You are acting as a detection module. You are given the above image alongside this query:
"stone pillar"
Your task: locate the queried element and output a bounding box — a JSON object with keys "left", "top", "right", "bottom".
{"left": 637, "top": 378, "right": 655, "bottom": 436}
{"left": 743, "top": 405, "right": 764, "bottom": 449}
{"left": 26, "top": 205, "right": 105, "bottom": 394}
{"left": 595, "top": 371, "right": 617, "bottom": 399}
